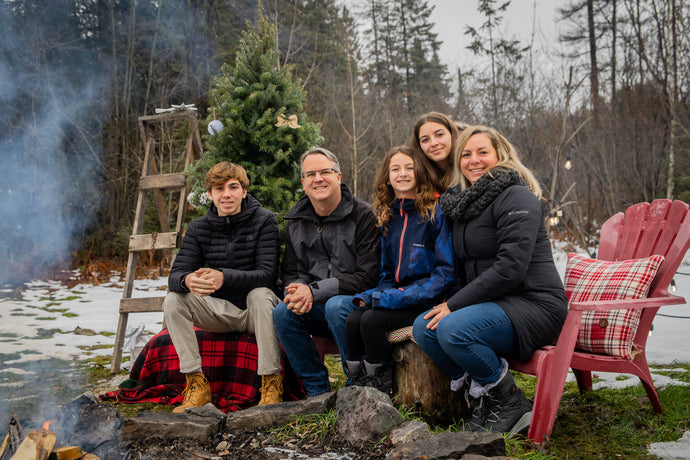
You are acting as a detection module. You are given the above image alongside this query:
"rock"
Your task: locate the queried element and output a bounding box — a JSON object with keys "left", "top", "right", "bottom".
{"left": 120, "top": 410, "right": 224, "bottom": 444}
{"left": 386, "top": 431, "right": 505, "bottom": 459}
{"left": 389, "top": 420, "right": 431, "bottom": 447}
{"left": 52, "top": 392, "right": 124, "bottom": 458}
{"left": 335, "top": 386, "right": 402, "bottom": 444}
{"left": 224, "top": 391, "right": 337, "bottom": 432}
{"left": 183, "top": 402, "right": 227, "bottom": 421}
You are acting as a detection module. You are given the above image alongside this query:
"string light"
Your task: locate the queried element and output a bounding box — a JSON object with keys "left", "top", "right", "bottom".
{"left": 564, "top": 155, "right": 572, "bottom": 170}
{"left": 548, "top": 210, "right": 563, "bottom": 226}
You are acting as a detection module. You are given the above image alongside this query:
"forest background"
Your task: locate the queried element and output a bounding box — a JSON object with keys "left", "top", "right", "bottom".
{"left": 1, "top": 0, "right": 689, "bottom": 287}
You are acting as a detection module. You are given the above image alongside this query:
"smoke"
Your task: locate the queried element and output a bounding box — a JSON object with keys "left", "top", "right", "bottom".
{"left": 0, "top": 3, "right": 107, "bottom": 287}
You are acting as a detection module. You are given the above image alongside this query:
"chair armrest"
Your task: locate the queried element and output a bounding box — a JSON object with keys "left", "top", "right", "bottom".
{"left": 569, "top": 294, "right": 686, "bottom": 313}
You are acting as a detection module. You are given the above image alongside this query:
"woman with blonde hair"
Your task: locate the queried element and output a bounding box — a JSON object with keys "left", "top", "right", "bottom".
{"left": 413, "top": 125, "right": 567, "bottom": 435}
{"left": 343, "top": 145, "right": 456, "bottom": 394}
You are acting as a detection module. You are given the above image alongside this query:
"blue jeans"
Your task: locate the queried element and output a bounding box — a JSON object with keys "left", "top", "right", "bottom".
{"left": 412, "top": 302, "right": 517, "bottom": 385}
{"left": 273, "top": 295, "right": 356, "bottom": 396}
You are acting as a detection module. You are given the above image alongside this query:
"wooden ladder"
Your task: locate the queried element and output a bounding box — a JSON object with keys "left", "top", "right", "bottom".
{"left": 110, "top": 110, "right": 203, "bottom": 373}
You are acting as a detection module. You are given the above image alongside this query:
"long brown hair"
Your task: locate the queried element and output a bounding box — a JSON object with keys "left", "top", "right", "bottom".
{"left": 373, "top": 146, "right": 438, "bottom": 232}
{"left": 408, "top": 112, "right": 463, "bottom": 193}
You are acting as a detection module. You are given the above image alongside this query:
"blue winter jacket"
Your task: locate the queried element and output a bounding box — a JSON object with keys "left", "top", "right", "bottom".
{"left": 354, "top": 199, "right": 456, "bottom": 309}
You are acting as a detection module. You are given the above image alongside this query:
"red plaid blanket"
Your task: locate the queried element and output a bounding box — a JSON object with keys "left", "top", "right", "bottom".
{"left": 101, "top": 328, "right": 304, "bottom": 412}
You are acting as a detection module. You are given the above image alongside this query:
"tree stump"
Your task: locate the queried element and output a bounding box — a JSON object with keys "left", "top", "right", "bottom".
{"left": 392, "top": 340, "right": 467, "bottom": 425}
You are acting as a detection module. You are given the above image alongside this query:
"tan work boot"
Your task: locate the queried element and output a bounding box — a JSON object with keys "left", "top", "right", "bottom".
{"left": 258, "top": 374, "right": 284, "bottom": 405}
{"left": 173, "top": 371, "right": 212, "bottom": 413}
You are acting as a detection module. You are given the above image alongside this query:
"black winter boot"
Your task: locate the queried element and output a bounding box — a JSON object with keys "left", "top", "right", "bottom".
{"left": 363, "top": 359, "right": 393, "bottom": 395}
{"left": 345, "top": 359, "right": 368, "bottom": 387}
{"left": 476, "top": 371, "right": 532, "bottom": 435}
{"left": 464, "top": 395, "right": 491, "bottom": 432}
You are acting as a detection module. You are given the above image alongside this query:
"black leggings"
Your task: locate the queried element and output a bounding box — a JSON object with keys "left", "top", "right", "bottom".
{"left": 345, "top": 304, "right": 430, "bottom": 363}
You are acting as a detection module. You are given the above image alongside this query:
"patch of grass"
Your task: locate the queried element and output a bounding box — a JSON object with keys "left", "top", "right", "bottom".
{"left": 268, "top": 409, "right": 339, "bottom": 445}
{"left": 77, "top": 344, "right": 113, "bottom": 351}
{"left": 101, "top": 331, "right": 116, "bottom": 337}
{"left": 650, "top": 363, "right": 690, "bottom": 382}
{"left": 324, "top": 355, "right": 347, "bottom": 391}
{"left": 504, "top": 382, "right": 690, "bottom": 459}
{"left": 10, "top": 312, "right": 38, "bottom": 317}
{"left": 62, "top": 312, "right": 78, "bottom": 317}
{"left": 58, "top": 296, "right": 82, "bottom": 301}
{"left": 35, "top": 316, "right": 57, "bottom": 321}
{"left": 110, "top": 401, "right": 174, "bottom": 417}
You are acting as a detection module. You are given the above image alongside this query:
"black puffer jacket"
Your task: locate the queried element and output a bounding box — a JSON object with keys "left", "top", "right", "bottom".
{"left": 440, "top": 170, "right": 567, "bottom": 362}
{"left": 281, "top": 184, "right": 380, "bottom": 305}
{"left": 168, "top": 194, "right": 280, "bottom": 309}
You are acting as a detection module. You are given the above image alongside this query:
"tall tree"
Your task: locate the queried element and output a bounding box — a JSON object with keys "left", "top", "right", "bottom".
{"left": 465, "top": 0, "right": 528, "bottom": 126}
{"left": 187, "top": 8, "right": 321, "bottom": 222}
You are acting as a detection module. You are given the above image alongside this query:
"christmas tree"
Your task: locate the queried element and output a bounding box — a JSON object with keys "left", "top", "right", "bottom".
{"left": 187, "top": 7, "right": 321, "bottom": 220}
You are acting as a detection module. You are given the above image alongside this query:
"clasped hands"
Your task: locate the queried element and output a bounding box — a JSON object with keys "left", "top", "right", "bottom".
{"left": 284, "top": 283, "right": 313, "bottom": 315}
{"left": 184, "top": 268, "right": 224, "bottom": 297}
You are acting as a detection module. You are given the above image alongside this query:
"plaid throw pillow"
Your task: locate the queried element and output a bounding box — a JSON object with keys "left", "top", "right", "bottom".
{"left": 565, "top": 253, "right": 664, "bottom": 358}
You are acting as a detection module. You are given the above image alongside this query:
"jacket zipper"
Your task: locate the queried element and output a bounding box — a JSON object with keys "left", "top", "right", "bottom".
{"left": 395, "top": 200, "right": 408, "bottom": 284}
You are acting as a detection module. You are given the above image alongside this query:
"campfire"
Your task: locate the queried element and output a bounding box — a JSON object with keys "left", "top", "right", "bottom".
{"left": 2, "top": 393, "right": 126, "bottom": 460}
{"left": 2, "top": 417, "right": 100, "bottom": 460}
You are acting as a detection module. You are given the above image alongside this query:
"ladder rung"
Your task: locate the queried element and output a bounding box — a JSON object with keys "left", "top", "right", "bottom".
{"left": 139, "top": 173, "right": 186, "bottom": 191}
{"left": 120, "top": 296, "right": 165, "bottom": 313}
{"left": 129, "top": 232, "right": 179, "bottom": 251}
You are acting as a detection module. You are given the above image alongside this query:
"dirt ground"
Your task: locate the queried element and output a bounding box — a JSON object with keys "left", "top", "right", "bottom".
{"left": 127, "top": 428, "right": 389, "bottom": 460}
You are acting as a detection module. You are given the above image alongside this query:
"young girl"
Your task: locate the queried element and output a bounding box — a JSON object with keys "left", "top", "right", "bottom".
{"left": 409, "top": 112, "right": 467, "bottom": 193}
{"left": 343, "top": 146, "right": 456, "bottom": 394}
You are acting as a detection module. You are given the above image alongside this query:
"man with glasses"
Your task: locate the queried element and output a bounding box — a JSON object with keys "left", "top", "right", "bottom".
{"left": 273, "top": 147, "right": 380, "bottom": 397}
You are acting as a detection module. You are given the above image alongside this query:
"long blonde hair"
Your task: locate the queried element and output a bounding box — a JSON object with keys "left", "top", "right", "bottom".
{"left": 451, "top": 125, "right": 542, "bottom": 198}
{"left": 373, "top": 146, "right": 438, "bottom": 232}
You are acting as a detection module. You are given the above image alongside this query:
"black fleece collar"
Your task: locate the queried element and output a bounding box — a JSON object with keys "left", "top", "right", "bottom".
{"left": 439, "top": 168, "right": 523, "bottom": 222}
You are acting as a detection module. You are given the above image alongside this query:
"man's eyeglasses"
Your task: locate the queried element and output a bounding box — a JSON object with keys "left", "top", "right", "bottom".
{"left": 301, "top": 168, "right": 338, "bottom": 179}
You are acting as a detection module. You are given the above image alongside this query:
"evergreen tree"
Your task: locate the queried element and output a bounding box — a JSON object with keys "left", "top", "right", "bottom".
{"left": 187, "top": 8, "right": 321, "bottom": 221}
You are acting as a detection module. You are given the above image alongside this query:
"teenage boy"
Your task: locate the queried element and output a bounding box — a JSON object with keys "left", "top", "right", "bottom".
{"left": 164, "top": 161, "right": 282, "bottom": 412}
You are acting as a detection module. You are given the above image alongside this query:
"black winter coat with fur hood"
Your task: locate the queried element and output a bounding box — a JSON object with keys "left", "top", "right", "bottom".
{"left": 439, "top": 168, "right": 567, "bottom": 362}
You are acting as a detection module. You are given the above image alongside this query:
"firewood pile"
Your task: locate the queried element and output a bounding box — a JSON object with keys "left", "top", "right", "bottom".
{"left": 1, "top": 415, "right": 99, "bottom": 460}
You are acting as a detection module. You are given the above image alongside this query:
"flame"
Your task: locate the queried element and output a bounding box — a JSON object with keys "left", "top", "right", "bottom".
{"left": 42, "top": 421, "right": 50, "bottom": 430}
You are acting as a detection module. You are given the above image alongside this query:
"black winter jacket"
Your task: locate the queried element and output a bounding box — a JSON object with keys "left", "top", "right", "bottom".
{"left": 441, "top": 175, "right": 567, "bottom": 362}
{"left": 168, "top": 194, "right": 280, "bottom": 309}
{"left": 281, "top": 184, "right": 380, "bottom": 305}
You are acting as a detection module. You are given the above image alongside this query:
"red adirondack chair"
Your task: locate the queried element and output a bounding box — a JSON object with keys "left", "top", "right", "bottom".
{"left": 509, "top": 199, "right": 690, "bottom": 444}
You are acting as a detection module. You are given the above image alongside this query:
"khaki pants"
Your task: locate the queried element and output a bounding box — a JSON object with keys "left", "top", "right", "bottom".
{"left": 163, "top": 287, "right": 281, "bottom": 375}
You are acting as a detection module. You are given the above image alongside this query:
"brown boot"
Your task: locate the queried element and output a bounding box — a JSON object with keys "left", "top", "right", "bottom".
{"left": 258, "top": 374, "right": 284, "bottom": 405}
{"left": 173, "top": 372, "right": 212, "bottom": 413}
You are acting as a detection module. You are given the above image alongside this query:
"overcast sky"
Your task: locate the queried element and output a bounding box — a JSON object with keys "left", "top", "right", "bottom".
{"left": 428, "top": 0, "right": 563, "bottom": 69}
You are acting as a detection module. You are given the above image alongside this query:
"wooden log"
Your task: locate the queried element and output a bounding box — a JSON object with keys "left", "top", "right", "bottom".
{"left": 392, "top": 340, "right": 467, "bottom": 425}
{"left": 10, "top": 429, "right": 56, "bottom": 460}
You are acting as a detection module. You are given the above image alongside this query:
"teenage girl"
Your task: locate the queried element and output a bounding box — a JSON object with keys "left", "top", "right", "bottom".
{"left": 409, "top": 112, "right": 468, "bottom": 193}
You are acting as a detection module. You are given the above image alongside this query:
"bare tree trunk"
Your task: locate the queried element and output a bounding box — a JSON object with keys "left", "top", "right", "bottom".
{"left": 666, "top": 0, "right": 678, "bottom": 200}
{"left": 610, "top": 0, "right": 617, "bottom": 105}
{"left": 587, "top": 0, "right": 600, "bottom": 122}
